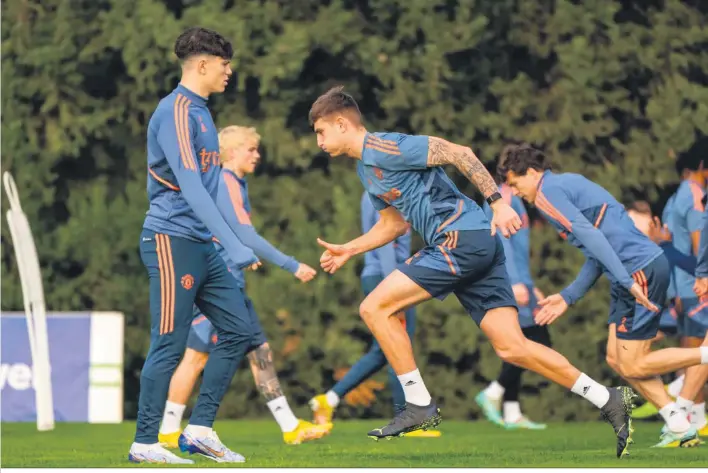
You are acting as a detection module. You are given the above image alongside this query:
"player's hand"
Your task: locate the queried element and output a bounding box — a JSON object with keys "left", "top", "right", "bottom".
{"left": 629, "top": 282, "right": 659, "bottom": 312}
{"left": 533, "top": 287, "right": 545, "bottom": 301}
{"left": 490, "top": 200, "right": 522, "bottom": 238}
{"left": 535, "top": 293, "right": 569, "bottom": 325}
{"left": 244, "top": 260, "right": 262, "bottom": 271}
{"left": 647, "top": 217, "right": 672, "bottom": 244}
{"left": 317, "top": 238, "right": 354, "bottom": 274}
{"left": 695, "top": 277, "right": 708, "bottom": 297}
{"left": 512, "top": 283, "right": 530, "bottom": 307}
{"left": 294, "top": 263, "right": 317, "bottom": 283}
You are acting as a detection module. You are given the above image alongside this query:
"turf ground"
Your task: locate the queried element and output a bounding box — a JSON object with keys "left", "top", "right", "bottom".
{"left": 2, "top": 420, "right": 707, "bottom": 467}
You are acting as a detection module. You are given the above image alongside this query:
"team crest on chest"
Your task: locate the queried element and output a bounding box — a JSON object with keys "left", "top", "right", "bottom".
{"left": 181, "top": 274, "right": 195, "bottom": 290}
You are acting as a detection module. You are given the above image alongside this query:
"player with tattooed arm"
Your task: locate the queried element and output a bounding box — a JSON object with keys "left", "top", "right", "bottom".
{"left": 309, "top": 87, "right": 639, "bottom": 458}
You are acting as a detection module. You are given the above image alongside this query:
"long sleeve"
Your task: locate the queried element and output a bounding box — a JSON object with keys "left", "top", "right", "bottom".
{"left": 217, "top": 172, "right": 299, "bottom": 273}
{"left": 661, "top": 242, "right": 697, "bottom": 276}
{"left": 560, "top": 258, "right": 603, "bottom": 305}
{"left": 540, "top": 184, "right": 634, "bottom": 289}
{"left": 157, "top": 113, "right": 257, "bottom": 269}
{"left": 696, "top": 209, "right": 708, "bottom": 277}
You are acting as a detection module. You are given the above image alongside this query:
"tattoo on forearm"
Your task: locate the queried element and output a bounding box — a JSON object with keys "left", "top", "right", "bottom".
{"left": 247, "top": 344, "right": 283, "bottom": 401}
{"left": 427, "top": 136, "right": 497, "bottom": 198}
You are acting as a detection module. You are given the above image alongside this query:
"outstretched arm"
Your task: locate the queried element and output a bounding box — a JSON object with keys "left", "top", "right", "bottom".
{"left": 559, "top": 258, "right": 603, "bottom": 305}
{"left": 217, "top": 172, "right": 299, "bottom": 273}
{"left": 157, "top": 113, "right": 257, "bottom": 269}
{"left": 318, "top": 206, "right": 409, "bottom": 274}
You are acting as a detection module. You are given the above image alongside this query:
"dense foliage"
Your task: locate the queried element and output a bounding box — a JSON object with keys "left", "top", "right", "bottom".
{"left": 3, "top": 0, "right": 707, "bottom": 420}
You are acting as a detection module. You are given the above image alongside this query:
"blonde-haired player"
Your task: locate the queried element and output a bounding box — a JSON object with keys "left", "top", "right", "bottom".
{"left": 158, "top": 125, "right": 331, "bottom": 446}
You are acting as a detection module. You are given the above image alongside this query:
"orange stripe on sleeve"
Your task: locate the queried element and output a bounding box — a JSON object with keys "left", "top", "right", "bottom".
{"left": 175, "top": 95, "right": 195, "bottom": 171}
{"left": 367, "top": 135, "right": 399, "bottom": 148}
{"left": 365, "top": 143, "right": 401, "bottom": 155}
{"left": 224, "top": 173, "right": 252, "bottom": 225}
{"left": 535, "top": 192, "right": 573, "bottom": 231}
{"left": 148, "top": 168, "right": 180, "bottom": 191}
{"left": 594, "top": 203, "right": 607, "bottom": 228}
{"left": 174, "top": 96, "right": 191, "bottom": 171}
{"left": 180, "top": 97, "right": 197, "bottom": 171}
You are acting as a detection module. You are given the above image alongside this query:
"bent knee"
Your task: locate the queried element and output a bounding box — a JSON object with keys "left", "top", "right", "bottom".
{"left": 606, "top": 354, "right": 620, "bottom": 374}
{"left": 617, "top": 360, "right": 649, "bottom": 379}
{"left": 359, "top": 298, "right": 389, "bottom": 321}
{"left": 493, "top": 338, "right": 530, "bottom": 366}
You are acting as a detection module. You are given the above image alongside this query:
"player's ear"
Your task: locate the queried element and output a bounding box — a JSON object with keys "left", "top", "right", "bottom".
{"left": 335, "top": 116, "right": 348, "bottom": 133}
{"left": 197, "top": 57, "right": 209, "bottom": 75}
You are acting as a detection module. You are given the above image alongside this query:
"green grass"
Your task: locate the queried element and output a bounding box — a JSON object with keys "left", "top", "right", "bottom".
{"left": 2, "top": 420, "right": 706, "bottom": 467}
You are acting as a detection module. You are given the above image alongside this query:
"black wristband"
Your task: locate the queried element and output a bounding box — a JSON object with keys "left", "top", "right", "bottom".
{"left": 486, "top": 192, "right": 502, "bottom": 206}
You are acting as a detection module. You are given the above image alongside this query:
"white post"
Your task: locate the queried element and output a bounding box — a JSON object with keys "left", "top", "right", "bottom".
{"left": 3, "top": 172, "right": 55, "bottom": 431}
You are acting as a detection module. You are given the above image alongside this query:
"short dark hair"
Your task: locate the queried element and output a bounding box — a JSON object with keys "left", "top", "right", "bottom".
{"left": 309, "top": 86, "right": 362, "bottom": 126}
{"left": 627, "top": 200, "right": 652, "bottom": 216}
{"left": 675, "top": 137, "right": 708, "bottom": 174}
{"left": 497, "top": 144, "right": 551, "bottom": 181}
{"left": 174, "top": 27, "right": 233, "bottom": 61}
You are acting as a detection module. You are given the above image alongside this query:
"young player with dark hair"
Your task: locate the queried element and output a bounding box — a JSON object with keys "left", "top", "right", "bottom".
{"left": 500, "top": 144, "right": 708, "bottom": 448}
{"left": 309, "top": 192, "right": 441, "bottom": 437}
{"left": 130, "top": 27, "right": 262, "bottom": 464}
{"left": 475, "top": 150, "right": 550, "bottom": 430}
{"left": 309, "top": 87, "right": 637, "bottom": 458}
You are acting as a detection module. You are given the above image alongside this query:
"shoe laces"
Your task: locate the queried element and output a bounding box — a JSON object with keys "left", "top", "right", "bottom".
{"left": 202, "top": 430, "right": 224, "bottom": 449}
{"left": 391, "top": 407, "right": 417, "bottom": 426}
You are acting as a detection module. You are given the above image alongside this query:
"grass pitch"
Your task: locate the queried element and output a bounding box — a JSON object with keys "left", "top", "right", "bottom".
{"left": 2, "top": 420, "right": 707, "bottom": 467}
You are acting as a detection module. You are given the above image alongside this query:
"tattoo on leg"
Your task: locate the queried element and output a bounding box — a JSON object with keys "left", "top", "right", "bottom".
{"left": 248, "top": 344, "right": 283, "bottom": 401}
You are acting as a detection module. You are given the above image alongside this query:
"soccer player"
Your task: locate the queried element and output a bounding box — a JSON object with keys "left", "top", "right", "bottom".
{"left": 475, "top": 175, "right": 550, "bottom": 430}
{"left": 130, "top": 28, "right": 262, "bottom": 464}
{"left": 157, "top": 125, "right": 331, "bottom": 447}
{"left": 625, "top": 203, "right": 682, "bottom": 419}
{"left": 661, "top": 153, "right": 708, "bottom": 435}
{"left": 683, "top": 205, "right": 708, "bottom": 431}
{"left": 499, "top": 144, "right": 708, "bottom": 448}
{"left": 645, "top": 215, "right": 708, "bottom": 435}
{"left": 309, "top": 87, "right": 638, "bottom": 458}
{"left": 309, "top": 192, "right": 441, "bottom": 438}
{"left": 630, "top": 203, "right": 683, "bottom": 340}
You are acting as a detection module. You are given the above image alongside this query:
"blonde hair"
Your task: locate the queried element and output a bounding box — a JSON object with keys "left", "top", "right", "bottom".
{"left": 218, "top": 126, "right": 261, "bottom": 163}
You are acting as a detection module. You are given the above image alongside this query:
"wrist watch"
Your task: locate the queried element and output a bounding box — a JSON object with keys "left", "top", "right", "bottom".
{"left": 486, "top": 191, "right": 502, "bottom": 206}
